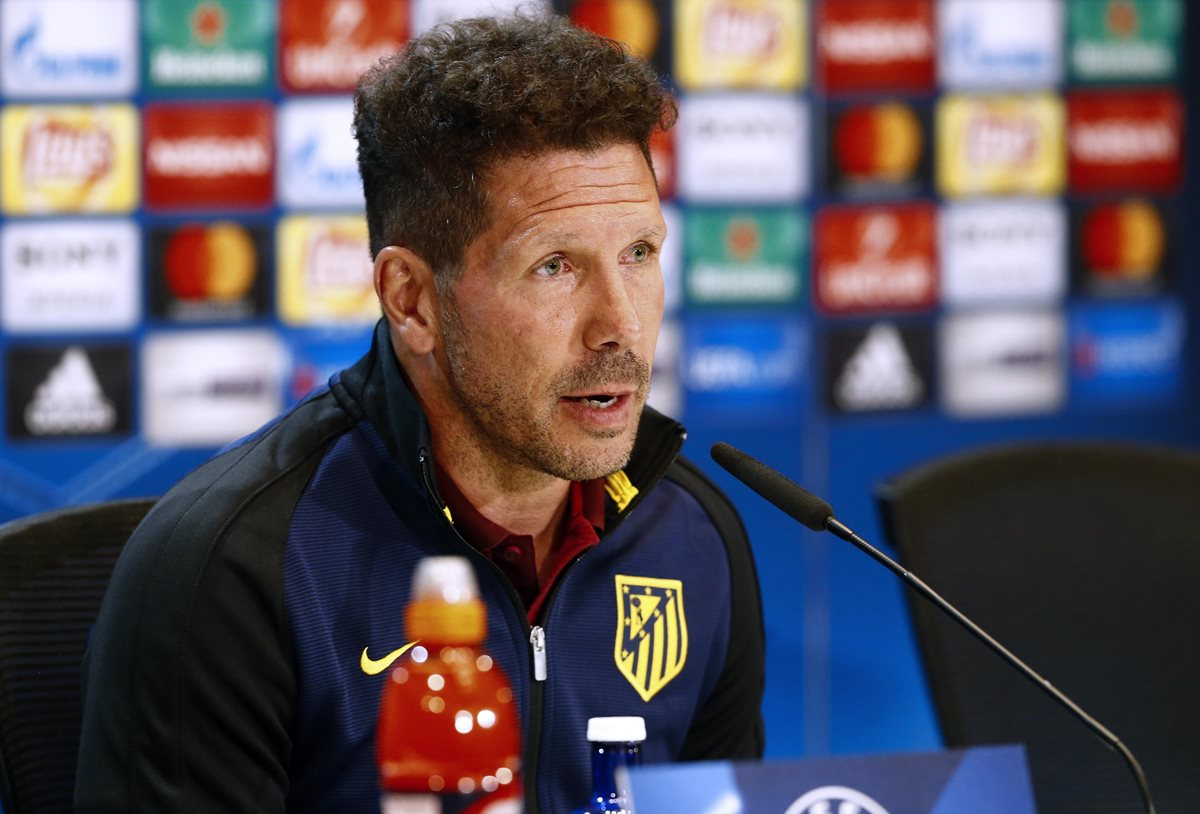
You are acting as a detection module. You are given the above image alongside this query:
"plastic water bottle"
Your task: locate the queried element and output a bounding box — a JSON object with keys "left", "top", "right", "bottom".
{"left": 572, "top": 716, "right": 646, "bottom": 814}
{"left": 377, "top": 556, "right": 521, "bottom": 813}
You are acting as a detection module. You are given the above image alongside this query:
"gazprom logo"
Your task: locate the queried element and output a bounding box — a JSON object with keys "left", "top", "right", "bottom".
{"left": 784, "top": 786, "right": 891, "bottom": 814}
{"left": 939, "top": 0, "right": 1060, "bottom": 88}
{"left": 9, "top": 16, "right": 119, "bottom": 80}
{"left": 1, "top": 1, "right": 136, "bottom": 97}
{"left": 277, "top": 98, "right": 361, "bottom": 208}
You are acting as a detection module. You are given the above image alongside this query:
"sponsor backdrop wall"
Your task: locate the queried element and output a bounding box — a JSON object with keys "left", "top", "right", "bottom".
{"left": 0, "top": 0, "right": 1195, "bottom": 762}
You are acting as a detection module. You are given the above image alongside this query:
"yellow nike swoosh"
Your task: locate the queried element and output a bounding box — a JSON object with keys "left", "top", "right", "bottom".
{"left": 360, "top": 640, "right": 419, "bottom": 676}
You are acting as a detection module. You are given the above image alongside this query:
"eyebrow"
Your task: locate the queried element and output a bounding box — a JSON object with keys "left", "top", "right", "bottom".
{"left": 514, "top": 224, "right": 667, "bottom": 253}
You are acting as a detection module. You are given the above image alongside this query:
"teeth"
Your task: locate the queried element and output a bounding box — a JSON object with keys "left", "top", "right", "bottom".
{"left": 582, "top": 396, "right": 617, "bottom": 409}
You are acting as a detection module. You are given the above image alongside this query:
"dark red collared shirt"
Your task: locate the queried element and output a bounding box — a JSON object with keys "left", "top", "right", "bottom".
{"left": 436, "top": 471, "right": 606, "bottom": 622}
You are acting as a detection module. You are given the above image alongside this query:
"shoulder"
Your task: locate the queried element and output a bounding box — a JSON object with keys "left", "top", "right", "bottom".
{"left": 118, "top": 390, "right": 356, "bottom": 594}
{"left": 662, "top": 454, "right": 748, "bottom": 549}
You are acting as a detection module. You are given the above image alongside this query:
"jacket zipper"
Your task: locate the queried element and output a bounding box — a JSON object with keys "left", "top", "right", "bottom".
{"left": 418, "top": 424, "right": 682, "bottom": 814}
{"left": 417, "top": 448, "right": 544, "bottom": 814}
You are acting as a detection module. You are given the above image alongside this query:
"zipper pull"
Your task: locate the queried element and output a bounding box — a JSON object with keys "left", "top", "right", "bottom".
{"left": 529, "top": 625, "right": 547, "bottom": 682}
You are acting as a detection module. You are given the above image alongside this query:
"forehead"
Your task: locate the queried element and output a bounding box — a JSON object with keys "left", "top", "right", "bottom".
{"left": 481, "top": 143, "right": 663, "bottom": 242}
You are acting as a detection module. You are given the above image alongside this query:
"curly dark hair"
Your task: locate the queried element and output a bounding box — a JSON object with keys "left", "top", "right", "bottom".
{"left": 353, "top": 12, "right": 676, "bottom": 282}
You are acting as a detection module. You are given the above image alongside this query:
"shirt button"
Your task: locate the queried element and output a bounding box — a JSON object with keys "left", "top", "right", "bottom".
{"left": 500, "top": 545, "right": 523, "bottom": 563}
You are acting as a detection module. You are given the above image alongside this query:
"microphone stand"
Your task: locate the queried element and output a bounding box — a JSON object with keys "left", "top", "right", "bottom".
{"left": 710, "top": 441, "right": 1156, "bottom": 814}
{"left": 823, "top": 515, "right": 1156, "bottom": 814}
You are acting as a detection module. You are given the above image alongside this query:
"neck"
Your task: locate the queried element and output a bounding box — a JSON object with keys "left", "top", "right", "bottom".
{"left": 430, "top": 423, "right": 572, "bottom": 569}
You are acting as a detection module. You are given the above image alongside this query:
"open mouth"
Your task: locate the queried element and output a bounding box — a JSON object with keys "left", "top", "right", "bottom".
{"left": 568, "top": 394, "right": 621, "bottom": 409}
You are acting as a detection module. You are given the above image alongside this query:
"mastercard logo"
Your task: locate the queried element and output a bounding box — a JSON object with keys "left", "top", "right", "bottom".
{"left": 570, "top": 0, "right": 659, "bottom": 60}
{"left": 1081, "top": 200, "right": 1165, "bottom": 281}
{"left": 834, "top": 102, "right": 923, "bottom": 183}
{"left": 165, "top": 222, "right": 257, "bottom": 301}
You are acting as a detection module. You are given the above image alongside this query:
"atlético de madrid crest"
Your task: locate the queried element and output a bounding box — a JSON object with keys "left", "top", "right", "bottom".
{"left": 614, "top": 575, "right": 688, "bottom": 701}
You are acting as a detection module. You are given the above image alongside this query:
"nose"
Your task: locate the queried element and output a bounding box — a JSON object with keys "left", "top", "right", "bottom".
{"left": 581, "top": 266, "right": 643, "bottom": 353}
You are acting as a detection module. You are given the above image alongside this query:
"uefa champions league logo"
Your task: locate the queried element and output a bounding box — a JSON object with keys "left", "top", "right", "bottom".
{"left": 784, "top": 785, "right": 891, "bottom": 814}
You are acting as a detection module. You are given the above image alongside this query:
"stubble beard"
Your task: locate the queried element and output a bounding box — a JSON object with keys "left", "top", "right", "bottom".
{"left": 440, "top": 297, "right": 651, "bottom": 482}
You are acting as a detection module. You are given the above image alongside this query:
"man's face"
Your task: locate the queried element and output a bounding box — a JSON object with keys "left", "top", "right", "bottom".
{"left": 438, "top": 143, "right": 666, "bottom": 482}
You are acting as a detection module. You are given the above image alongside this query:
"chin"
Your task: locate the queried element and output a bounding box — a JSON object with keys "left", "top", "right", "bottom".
{"left": 548, "top": 438, "right": 636, "bottom": 482}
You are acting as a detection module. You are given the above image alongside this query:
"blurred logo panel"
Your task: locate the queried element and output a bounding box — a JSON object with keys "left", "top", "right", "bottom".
{"left": 682, "top": 314, "right": 808, "bottom": 426}
{"left": 1, "top": 104, "right": 138, "bottom": 214}
{"left": 647, "top": 317, "right": 682, "bottom": 418}
{"left": 6, "top": 343, "right": 132, "bottom": 440}
{"left": 816, "top": 0, "right": 934, "bottom": 93}
{"left": 1, "top": 219, "right": 139, "bottom": 333}
{"left": 147, "top": 220, "right": 270, "bottom": 321}
{"left": 826, "top": 99, "right": 930, "bottom": 196}
{"left": 0, "top": 0, "right": 138, "bottom": 98}
{"left": 565, "top": 0, "right": 665, "bottom": 70}
{"left": 279, "top": 0, "right": 408, "bottom": 93}
{"left": 1070, "top": 300, "right": 1183, "bottom": 405}
{"left": 1073, "top": 198, "right": 1171, "bottom": 297}
{"left": 675, "top": 0, "right": 806, "bottom": 90}
{"left": 684, "top": 208, "right": 806, "bottom": 307}
{"left": 677, "top": 93, "right": 808, "bottom": 202}
{"left": 936, "top": 93, "right": 1065, "bottom": 197}
{"left": 142, "top": 329, "right": 287, "bottom": 447}
{"left": 143, "top": 0, "right": 274, "bottom": 89}
{"left": 412, "top": 0, "right": 549, "bottom": 34}
{"left": 1067, "top": 90, "right": 1183, "bottom": 194}
{"left": 938, "top": 0, "right": 1062, "bottom": 89}
{"left": 286, "top": 329, "right": 375, "bottom": 404}
{"left": 824, "top": 322, "right": 932, "bottom": 414}
{"left": 660, "top": 205, "right": 683, "bottom": 314}
{"left": 648, "top": 125, "right": 677, "bottom": 201}
{"left": 277, "top": 215, "right": 377, "bottom": 326}
{"left": 940, "top": 310, "right": 1066, "bottom": 417}
{"left": 939, "top": 199, "right": 1066, "bottom": 307}
{"left": 143, "top": 102, "right": 274, "bottom": 210}
{"left": 277, "top": 98, "right": 362, "bottom": 209}
{"left": 1068, "top": 0, "right": 1181, "bottom": 83}
{"left": 813, "top": 203, "right": 936, "bottom": 316}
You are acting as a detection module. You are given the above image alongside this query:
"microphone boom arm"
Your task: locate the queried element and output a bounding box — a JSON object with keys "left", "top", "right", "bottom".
{"left": 823, "top": 516, "right": 1155, "bottom": 814}
{"left": 710, "top": 441, "right": 1155, "bottom": 814}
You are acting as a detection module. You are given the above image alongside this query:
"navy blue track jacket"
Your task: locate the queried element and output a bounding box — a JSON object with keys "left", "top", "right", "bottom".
{"left": 75, "top": 320, "right": 765, "bottom": 813}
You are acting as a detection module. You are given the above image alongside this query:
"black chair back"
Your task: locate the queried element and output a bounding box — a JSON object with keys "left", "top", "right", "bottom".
{"left": 0, "top": 498, "right": 155, "bottom": 814}
{"left": 877, "top": 442, "right": 1200, "bottom": 814}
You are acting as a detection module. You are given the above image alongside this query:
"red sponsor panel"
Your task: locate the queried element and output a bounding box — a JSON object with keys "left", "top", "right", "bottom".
{"left": 143, "top": 102, "right": 274, "bottom": 210}
{"left": 279, "top": 0, "right": 409, "bottom": 93}
{"left": 814, "top": 203, "right": 937, "bottom": 315}
{"left": 816, "top": 0, "right": 935, "bottom": 93}
{"left": 1067, "top": 90, "right": 1184, "bottom": 193}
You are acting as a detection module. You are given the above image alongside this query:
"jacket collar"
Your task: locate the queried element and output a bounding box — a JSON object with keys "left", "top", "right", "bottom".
{"left": 336, "top": 320, "right": 686, "bottom": 521}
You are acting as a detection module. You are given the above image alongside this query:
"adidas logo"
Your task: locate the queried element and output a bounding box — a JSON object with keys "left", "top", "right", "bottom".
{"left": 24, "top": 347, "right": 116, "bottom": 434}
{"left": 834, "top": 324, "right": 924, "bottom": 411}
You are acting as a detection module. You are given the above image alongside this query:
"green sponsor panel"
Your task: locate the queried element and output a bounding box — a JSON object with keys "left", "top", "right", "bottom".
{"left": 684, "top": 209, "right": 807, "bottom": 307}
{"left": 144, "top": 0, "right": 275, "bottom": 89}
{"left": 1068, "top": 0, "right": 1181, "bottom": 82}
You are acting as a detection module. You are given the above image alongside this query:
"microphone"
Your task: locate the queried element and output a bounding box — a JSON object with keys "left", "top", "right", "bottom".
{"left": 710, "top": 442, "right": 1157, "bottom": 814}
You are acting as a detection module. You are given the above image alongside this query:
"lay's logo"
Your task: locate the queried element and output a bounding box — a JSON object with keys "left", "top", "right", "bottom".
{"left": 2, "top": 105, "right": 138, "bottom": 214}
{"left": 937, "top": 94, "right": 1064, "bottom": 197}
{"left": 676, "top": 0, "right": 806, "bottom": 89}
{"left": 276, "top": 215, "right": 377, "bottom": 326}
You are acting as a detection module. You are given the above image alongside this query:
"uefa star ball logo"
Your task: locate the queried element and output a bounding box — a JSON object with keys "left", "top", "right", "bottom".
{"left": 784, "top": 785, "right": 891, "bottom": 814}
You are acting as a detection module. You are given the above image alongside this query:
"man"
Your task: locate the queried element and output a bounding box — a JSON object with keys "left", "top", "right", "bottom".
{"left": 76, "top": 13, "right": 764, "bottom": 813}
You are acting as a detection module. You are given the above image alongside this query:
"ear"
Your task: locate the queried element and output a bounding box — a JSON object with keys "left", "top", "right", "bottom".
{"left": 374, "top": 245, "right": 440, "bottom": 356}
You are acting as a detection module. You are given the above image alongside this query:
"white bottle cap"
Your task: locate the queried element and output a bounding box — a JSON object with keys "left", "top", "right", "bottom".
{"left": 587, "top": 716, "right": 646, "bottom": 743}
{"left": 411, "top": 556, "right": 478, "bottom": 603}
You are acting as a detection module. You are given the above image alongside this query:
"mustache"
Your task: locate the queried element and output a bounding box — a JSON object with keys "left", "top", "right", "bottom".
{"left": 552, "top": 350, "right": 651, "bottom": 395}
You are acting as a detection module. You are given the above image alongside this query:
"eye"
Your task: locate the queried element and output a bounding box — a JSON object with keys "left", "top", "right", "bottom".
{"left": 622, "top": 242, "right": 655, "bottom": 265}
{"left": 534, "top": 255, "right": 567, "bottom": 277}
